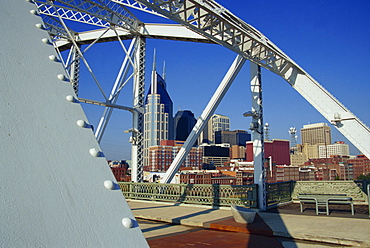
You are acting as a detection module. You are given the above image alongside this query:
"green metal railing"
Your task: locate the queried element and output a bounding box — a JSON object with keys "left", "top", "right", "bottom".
{"left": 118, "top": 182, "right": 258, "bottom": 208}
{"left": 266, "top": 181, "right": 294, "bottom": 208}
{"left": 119, "top": 180, "right": 369, "bottom": 209}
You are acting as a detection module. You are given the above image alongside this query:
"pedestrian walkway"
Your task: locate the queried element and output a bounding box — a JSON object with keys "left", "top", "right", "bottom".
{"left": 128, "top": 200, "right": 370, "bottom": 247}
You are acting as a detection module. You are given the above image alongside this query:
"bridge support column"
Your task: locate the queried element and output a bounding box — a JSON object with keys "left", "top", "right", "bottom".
{"left": 249, "top": 63, "right": 267, "bottom": 211}
{"left": 131, "top": 36, "right": 146, "bottom": 182}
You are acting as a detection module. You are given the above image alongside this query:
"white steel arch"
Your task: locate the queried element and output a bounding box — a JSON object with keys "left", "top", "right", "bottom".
{"left": 33, "top": 0, "right": 369, "bottom": 182}
{"left": 131, "top": 0, "right": 370, "bottom": 160}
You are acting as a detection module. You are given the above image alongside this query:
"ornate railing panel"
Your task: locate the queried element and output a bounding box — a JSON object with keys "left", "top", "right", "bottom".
{"left": 118, "top": 182, "right": 258, "bottom": 208}
{"left": 292, "top": 181, "right": 369, "bottom": 203}
{"left": 119, "top": 180, "right": 368, "bottom": 209}
{"left": 266, "top": 181, "right": 294, "bottom": 207}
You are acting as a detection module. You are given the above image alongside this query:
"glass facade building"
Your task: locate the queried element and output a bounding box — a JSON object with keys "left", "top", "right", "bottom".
{"left": 174, "top": 110, "right": 196, "bottom": 141}
{"left": 144, "top": 71, "right": 174, "bottom": 166}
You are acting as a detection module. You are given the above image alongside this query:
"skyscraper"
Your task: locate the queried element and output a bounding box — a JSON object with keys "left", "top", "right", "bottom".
{"left": 200, "top": 114, "right": 230, "bottom": 144}
{"left": 214, "top": 130, "right": 251, "bottom": 146}
{"left": 174, "top": 110, "right": 196, "bottom": 141}
{"left": 301, "top": 123, "right": 331, "bottom": 145}
{"left": 144, "top": 57, "right": 174, "bottom": 166}
{"left": 212, "top": 114, "right": 230, "bottom": 132}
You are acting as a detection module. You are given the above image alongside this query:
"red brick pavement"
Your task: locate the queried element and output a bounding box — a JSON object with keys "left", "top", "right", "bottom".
{"left": 148, "top": 213, "right": 283, "bottom": 248}
{"left": 148, "top": 228, "right": 283, "bottom": 248}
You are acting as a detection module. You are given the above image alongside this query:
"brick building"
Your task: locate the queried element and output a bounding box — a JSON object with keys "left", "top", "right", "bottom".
{"left": 109, "top": 160, "right": 130, "bottom": 182}
{"left": 146, "top": 143, "right": 203, "bottom": 172}
{"left": 348, "top": 155, "right": 370, "bottom": 179}
{"left": 246, "top": 139, "right": 290, "bottom": 165}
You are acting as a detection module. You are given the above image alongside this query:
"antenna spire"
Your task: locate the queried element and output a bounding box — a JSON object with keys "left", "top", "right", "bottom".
{"left": 162, "top": 61, "right": 166, "bottom": 81}
{"left": 151, "top": 49, "right": 157, "bottom": 94}
{"left": 152, "top": 48, "right": 156, "bottom": 72}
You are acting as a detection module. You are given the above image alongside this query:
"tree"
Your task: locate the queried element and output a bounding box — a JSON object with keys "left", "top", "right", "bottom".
{"left": 356, "top": 173, "right": 370, "bottom": 180}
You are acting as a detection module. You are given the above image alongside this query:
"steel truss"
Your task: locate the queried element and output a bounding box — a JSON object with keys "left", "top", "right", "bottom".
{"left": 35, "top": 0, "right": 140, "bottom": 31}
{"left": 34, "top": 0, "right": 147, "bottom": 182}
{"left": 163, "top": 55, "right": 246, "bottom": 183}
{"left": 134, "top": 0, "right": 370, "bottom": 168}
{"left": 33, "top": 0, "right": 370, "bottom": 184}
{"left": 131, "top": 36, "right": 146, "bottom": 182}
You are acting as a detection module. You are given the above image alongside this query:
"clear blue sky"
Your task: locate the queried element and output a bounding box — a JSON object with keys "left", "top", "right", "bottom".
{"left": 74, "top": 0, "right": 370, "bottom": 160}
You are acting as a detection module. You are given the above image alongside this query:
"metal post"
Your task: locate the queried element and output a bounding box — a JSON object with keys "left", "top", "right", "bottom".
{"left": 367, "top": 184, "right": 370, "bottom": 218}
{"left": 250, "top": 62, "right": 267, "bottom": 211}
{"left": 131, "top": 36, "right": 146, "bottom": 182}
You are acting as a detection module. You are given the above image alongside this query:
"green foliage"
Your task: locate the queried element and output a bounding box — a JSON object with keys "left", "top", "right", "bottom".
{"left": 356, "top": 173, "right": 370, "bottom": 180}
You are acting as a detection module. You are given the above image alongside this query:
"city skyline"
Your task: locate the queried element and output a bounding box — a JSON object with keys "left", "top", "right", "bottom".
{"left": 76, "top": 1, "right": 370, "bottom": 160}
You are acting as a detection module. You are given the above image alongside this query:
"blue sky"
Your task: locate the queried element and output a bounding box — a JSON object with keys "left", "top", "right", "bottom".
{"left": 73, "top": 0, "right": 370, "bottom": 160}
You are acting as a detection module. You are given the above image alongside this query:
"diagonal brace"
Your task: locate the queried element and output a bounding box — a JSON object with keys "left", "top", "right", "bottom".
{"left": 162, "top": 55, "right": 246, "bottom": 183}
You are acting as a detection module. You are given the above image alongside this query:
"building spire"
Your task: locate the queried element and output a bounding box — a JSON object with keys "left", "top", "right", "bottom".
{"left": 162, "top": 60, "right": 166, "bottom": 81}
{"left": 152, "top": 48, "right": 156, "bottom": 72}
{"left": 151, "top": 49, "right": 157, "bottom": 94}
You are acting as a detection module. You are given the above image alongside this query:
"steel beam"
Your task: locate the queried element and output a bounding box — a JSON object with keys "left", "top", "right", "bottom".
{"left": 135, "top": 0, "right": 370, "bottom": 161}
{"left": 95, "top": 38, "right": 137, "bottom": 143}
{"left": 285, "top": 72, "right": 370, "bottom": 158}
{"left": 35, "top": 0, "right": 140, "bottom": 32}
{"left": 69, "top": 44, "right": 81, "bottom": 95}
{"left": 131, "top": 36, "right": 146, "bottom": 182}
{"left": 249, "top": 63, "right": 266, "bottom": 211}
{"left": 162, "top": 55, "right": 246, "bottom": 184}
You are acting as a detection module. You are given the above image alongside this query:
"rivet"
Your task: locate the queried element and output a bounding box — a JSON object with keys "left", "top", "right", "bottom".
{"left": 30, "top": 9, "right": 39, "bottom": 15}
{"left": 89, "top": 148, "right": 102, "bottom": 157}
{"left": 104, "top": 180, "right": 115, "bottom": 190}
{"left": 57, "top": 74, "right": 69, "bottom": 82}
{"left": 49, "top": 55, "right": 60, "bottom": 62}
{"left": 41, "top": 38, "right": 52, "bottom": 45}
{"left": 66, "top": 95, "right": 76, "bottom": 102}
{"left": 122, "top": 218, "right": 133, "bottom": 229}
{"left": 35, "top": 23, "right": 45, "bottom": 30}
{"left": 76, "top": 120, "right": 87, "bottom": 128}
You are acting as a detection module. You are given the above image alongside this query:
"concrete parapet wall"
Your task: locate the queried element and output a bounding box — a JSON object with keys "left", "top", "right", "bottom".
{"left": 292, "top": 181, "right": 368, "bottom": 203}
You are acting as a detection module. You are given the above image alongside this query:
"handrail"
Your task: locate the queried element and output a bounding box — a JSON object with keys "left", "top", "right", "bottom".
{"left": 367, "top": 184, "right": 370, "bottom": 217}
{"left": 118, "top": 182, "right": 258, "bottom": 208}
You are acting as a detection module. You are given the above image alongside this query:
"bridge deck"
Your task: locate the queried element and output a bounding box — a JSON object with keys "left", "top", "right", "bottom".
{"left": 128, "top": 200, "right": 370, "bottom": 247}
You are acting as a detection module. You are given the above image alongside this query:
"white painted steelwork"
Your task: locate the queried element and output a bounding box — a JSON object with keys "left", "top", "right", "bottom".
{"left": 95, "top": 38, "right": 137, "bottom": 143}
{"left": 249, "top": 63, "right": 266, "bottom": 211}
{"left": 35, "top": 0, "right": 140, "bottom": 31}
{"left": 0, "top": 1, "right": 148, "bottom": 247}
{"left": 162, "top": 55, "right": 246, "bottom": 183}
{"left": 131, "top": 36, "right": 146, "bottom": 182}
{"left": 133, "top": 0, "right": 370, "bottom": 167}
{"left": 31, "top": 0, "right": 369, "bottom": 180}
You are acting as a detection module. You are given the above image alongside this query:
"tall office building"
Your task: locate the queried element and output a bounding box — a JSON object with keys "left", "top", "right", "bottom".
{"left": 301, "top": 123, "right": 331, "bottom": 145}
{"left": 200, "top": 114, "right": 230, "bottom": 144}
{"left": 212, "top": 114, "right": 230, "bottom": 132}
{"left": 144, "top": 59, "right": 174, "bottom": 166}
{"left": 214, "top": 130, "right": 251, "bottom": 146}
{"left": 319, "top": 141, "right": 350, "bottom": 158}
{"left": 174, "top": 110, "right": 196, "bottom": 141}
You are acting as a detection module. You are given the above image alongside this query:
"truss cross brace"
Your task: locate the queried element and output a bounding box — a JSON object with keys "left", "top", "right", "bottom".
{"left": 95, "top": 38, "right": 137, "bottom": 143}
{"left": 162, "top": 55, "right": 246, "bottom": 184}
